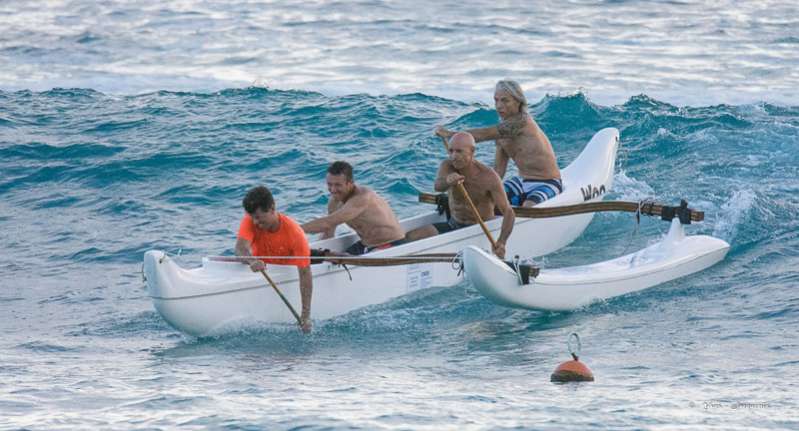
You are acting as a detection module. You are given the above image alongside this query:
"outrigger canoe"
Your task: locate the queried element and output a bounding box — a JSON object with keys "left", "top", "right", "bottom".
{"left": 143, "top": 128, "right": 619, "bottom": 336}
{"left": 463, "top": 217, "right": 730, "bottom": 311}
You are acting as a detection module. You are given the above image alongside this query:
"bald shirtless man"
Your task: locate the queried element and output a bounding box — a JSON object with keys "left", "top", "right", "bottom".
{"left": 302, "top": 161, "right": 406, "bottom": 255}
{"left": 437, "top": 79, "right": 562, "bottom": 207}
{"left": 405, "top": 133, "right": 514, "bottom": 258}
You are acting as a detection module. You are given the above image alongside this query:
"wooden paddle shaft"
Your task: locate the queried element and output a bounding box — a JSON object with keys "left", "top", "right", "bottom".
{"left": 259, "top": 270, "right": 303, "bottom": 327}
{"left": 439, "top": 135, "right": 498, "bottom": 249}
{"left": 456, "top": 184, "right": 497, "bottom": 249}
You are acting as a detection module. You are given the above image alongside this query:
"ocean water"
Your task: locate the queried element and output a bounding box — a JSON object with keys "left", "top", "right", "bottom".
{"left": 1, "top": 1, "right": 798, "bottom": 430}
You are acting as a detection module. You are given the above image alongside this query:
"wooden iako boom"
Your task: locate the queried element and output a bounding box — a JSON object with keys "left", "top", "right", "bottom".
{"left": 418, "top": 193, "right": 704, "bottom": 223}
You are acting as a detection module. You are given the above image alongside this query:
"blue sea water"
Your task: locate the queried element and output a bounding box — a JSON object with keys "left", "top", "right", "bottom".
{"left": 1, "top": 1, "right": 799, "bottom": 429}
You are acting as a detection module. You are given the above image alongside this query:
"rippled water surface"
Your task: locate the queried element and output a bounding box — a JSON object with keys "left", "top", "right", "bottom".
{"left": 1, "top": 1, "right": 799, "bottom": 430}
{"left": 2, "top": 0, "right": 798, "bottom": 105}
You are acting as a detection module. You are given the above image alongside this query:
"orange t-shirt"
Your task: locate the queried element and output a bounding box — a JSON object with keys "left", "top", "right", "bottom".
{"left": 237, "top": 213, "right": 310, "bottom": 267}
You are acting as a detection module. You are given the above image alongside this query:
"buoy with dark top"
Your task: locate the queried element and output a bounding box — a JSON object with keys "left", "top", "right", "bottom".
{"left": 551, "top": 333, "right": 594, "bottom": 383}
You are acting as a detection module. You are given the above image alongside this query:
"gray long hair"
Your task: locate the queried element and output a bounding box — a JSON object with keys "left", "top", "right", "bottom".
{"left": 495, "top": 79, "right": 528, "bottom": 111}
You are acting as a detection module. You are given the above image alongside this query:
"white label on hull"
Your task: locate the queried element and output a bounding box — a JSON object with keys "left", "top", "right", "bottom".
{"left": 406, "top": 263, "right": 433, "bottom": 292}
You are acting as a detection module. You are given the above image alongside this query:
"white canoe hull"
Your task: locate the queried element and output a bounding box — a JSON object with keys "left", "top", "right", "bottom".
{"left": 463, "top": 219, "right": 730, "bottom": 311}
{"left": 143, "top": 128, "right": 620, "bottom": 336}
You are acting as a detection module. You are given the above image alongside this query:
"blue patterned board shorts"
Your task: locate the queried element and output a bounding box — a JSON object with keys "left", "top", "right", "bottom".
{"left": 503, "top": 176, "right": 563, "bottom": 206}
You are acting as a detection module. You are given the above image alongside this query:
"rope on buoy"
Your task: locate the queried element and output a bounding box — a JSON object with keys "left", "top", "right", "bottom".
{"left": 551, "top": 333, "right": 594, "bottom": 383}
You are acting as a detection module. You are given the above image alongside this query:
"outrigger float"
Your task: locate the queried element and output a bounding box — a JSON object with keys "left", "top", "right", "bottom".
{"left": 142, "top": 127, "right": 727, "bottom": 336}
{"left": 463, "top": 201, "right": 730, "bottom": 311}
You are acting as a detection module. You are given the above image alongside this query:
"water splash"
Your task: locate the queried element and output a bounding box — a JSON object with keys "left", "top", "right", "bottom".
{"left": 712, "top": 189, "right": 757, "bottom": 242}
{"left": 611, "top": 170, "right": 657, "bottom": 201}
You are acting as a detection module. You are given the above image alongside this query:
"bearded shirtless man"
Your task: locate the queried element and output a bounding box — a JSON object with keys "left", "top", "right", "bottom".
{"left": 437, "top": 79, "right": 562, "bottom": 207}
{"left": 302, "top": 161, "right": 406, "bottom": 255}
{"left": 405, "top": 133, "right": 514, "bottom": 259}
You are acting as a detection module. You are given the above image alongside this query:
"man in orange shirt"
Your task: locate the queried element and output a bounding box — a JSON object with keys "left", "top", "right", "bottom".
{"left": 235, "top": 185, "right": 313, "bottom": 333}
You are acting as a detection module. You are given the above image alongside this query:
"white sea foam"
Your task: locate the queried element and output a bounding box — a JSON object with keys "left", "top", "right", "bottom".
{"left": 712, "top": 189, "right": 758, "bottom": 242}
{"left": 611, "top": 170, "right": 657, "bottom": 201}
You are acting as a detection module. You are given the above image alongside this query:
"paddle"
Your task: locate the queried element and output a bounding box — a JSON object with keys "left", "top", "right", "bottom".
{"left": 438, "top": 135, "right": 498, "bottom": 251}
{"left": 259, "top": 269, "right": 303, "bottom": 329}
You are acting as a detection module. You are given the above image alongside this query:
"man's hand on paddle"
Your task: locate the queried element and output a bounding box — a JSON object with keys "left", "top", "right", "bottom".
{"left": 492, "top": 240, "right": 507, "bottom": 259}
{"left": 445, "top": 172, "right": 465, "bottom": 187}
{"left": 248, "top": 259, "right": 265, "bottom": 272}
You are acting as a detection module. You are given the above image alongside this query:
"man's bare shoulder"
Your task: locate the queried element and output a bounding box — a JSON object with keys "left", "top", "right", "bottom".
{"left": 437, "top": 159, "right": 457, "bottom": 174}
{"left": 350, "top": 186, "right": 378, "bottom": 205}
{"left": 356, "top": 185, "right": 380, "bottom": 199}
{"left": 474, "top": 159, "right": 497, "bottom": 175}
{"left": 474, "top": 160, "right": 502, "bottom": 183}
